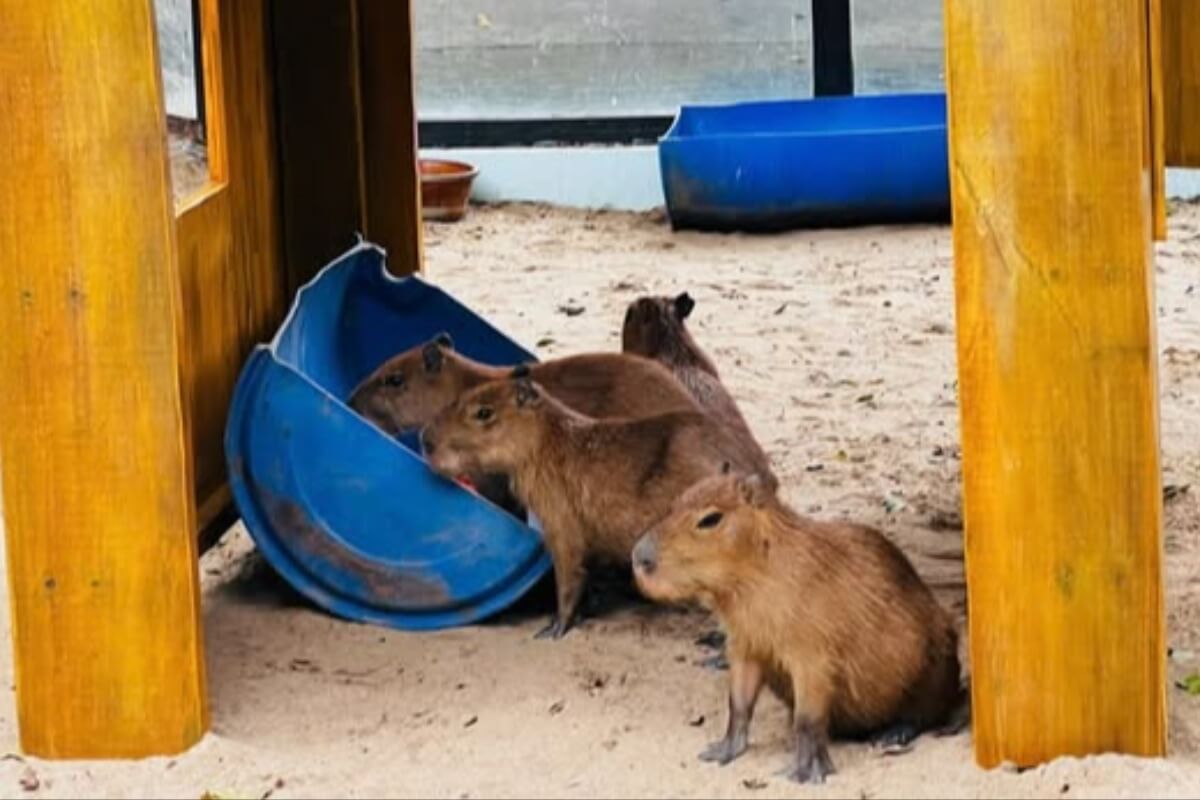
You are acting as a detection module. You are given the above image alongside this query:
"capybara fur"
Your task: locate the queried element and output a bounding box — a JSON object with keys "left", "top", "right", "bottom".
{"left": 621, "top": 294, "right": 774, "bottom": 484}
{"left": 348, "top": 333, "right": 700, "bottom": 515}
{"left": 632, "top": 473, "right": 963, "bottom": 783}
{"left": 420, "top": 377, "right": 765, "bottom": 639}
{"left": 348, "top": 332, "right": 698, "bottom": 435}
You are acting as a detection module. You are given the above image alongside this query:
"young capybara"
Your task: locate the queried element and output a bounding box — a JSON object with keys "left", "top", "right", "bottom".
{"left": 632, "top": 473, "right": 963, "bottom": 784}
{"left": 348, "top": 333, "right": 701, "bottom": 515}
{"left": 621, "top": 294, "right": 773, "bottom": 483}
{"left": 348, "top": 333, "right": 698, "bottom": 435}
{"left": 419, "top": 376, "right": 765, "bottom": 640}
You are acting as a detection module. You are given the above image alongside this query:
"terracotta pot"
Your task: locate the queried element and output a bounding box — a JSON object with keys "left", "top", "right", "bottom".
{"left": 419, "top": 158, "right": 479, "bottom": 222}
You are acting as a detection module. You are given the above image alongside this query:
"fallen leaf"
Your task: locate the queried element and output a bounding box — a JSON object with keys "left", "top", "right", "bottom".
{"left": 929, "top": 511, "right": 964, "bottom": 531}
{"left": 883, "top": 494, "right": 907, "bottom": 514}
{"left": 557, "top": 304, "right": 586, "bottom": 317}
{"left": 18, "top": 767, "right": 38, "bottom": 792}
{"left": 549, "top": 700, "right": 565, "bottom": 715}
{"left": 688, "top": 714, "right": 706, "bottom": 727}
{"left": 463, "top": 715, "right": 478, "bottom": 728}
{"left": 536, "top": 337, "right": 556, "bottom": 348}
{"left": 742, "top": 778, "right": 767, "bottom": 790}
{"left": 475, "top": 13, "right": 492, "bottom": 28}
{"left": 773, "top": 302, "right": 789, "bottom": 315}
{"left": 1164, "top": 484, "right": 1191, "bottom": 502}
{"left": 1175, "top": 673, "right": 1200, "bottom": 695}
{"left": 805, "top": 463, "right": 824, "bottom": 472}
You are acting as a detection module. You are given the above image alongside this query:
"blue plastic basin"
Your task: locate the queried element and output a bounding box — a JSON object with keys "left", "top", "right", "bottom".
{"left": 225, "top": 243, "right": 551, "bottom": 630}
{"left": 658, "top": 92, "right": 950, "bottom": 231}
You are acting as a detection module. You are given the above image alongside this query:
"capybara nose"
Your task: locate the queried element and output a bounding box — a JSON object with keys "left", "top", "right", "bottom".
{"left": 632, "top": 535, "right": 658, "bottom": 575}
{"left": 420, "top": 427, "right": 437, "bottom": 456}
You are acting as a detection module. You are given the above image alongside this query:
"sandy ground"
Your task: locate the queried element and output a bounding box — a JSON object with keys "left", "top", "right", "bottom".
{"left": 2, "top": 203, "right": 1200, "bottom": 798}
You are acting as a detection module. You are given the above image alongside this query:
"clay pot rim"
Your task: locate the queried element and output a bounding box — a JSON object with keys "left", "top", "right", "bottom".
{"left": 419, "top": 158, "right": 480, "bottom": 184}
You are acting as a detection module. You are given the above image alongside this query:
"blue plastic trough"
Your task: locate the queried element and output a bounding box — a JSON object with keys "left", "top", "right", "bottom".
{"left": 226, "top": 243, "right": 551, "bottom": 630}
{"left": 658, "top": 92, "right": 950, "bottom": 232}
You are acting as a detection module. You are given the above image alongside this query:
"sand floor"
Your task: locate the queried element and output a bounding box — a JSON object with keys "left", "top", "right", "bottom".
{"left": 1, "top": 203, "right": 1200, "bottom": 798}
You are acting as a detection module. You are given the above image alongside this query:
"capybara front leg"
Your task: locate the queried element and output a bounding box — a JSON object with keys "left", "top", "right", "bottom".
{"left": 535, "top": 538, "right": 587, "bottom": 640}
{"left": 699, "top": 656, "right": 763, "bottom": 765}
{"left": 782, "top": 668, "right": 835, "bottom": 783}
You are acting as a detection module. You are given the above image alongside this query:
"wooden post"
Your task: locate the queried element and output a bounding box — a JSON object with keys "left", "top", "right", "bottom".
{"left": 1163, "top": 0, "right": 1200, "bottom": 166}
{"left": 0, "top": 0, "right": 208, "bottom": 757}
{"left": 945, "top": 0, "right": 1166, "bottom": 767}
{"left": 271, "top": 0, "right": 367, "bottom": 295}
{"left": 355, "top": 0, "right": 424, "bottom": 275}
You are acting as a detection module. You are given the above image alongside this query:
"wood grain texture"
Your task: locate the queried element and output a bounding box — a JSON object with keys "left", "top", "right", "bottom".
{"left": 945, "top": 0, "right": 1166, "bottom": 768}
{"left": 0, "top": 0, "right": 207, "bottom": 756}
{"left": 270, "top": 0, "right": 366, "bottom": 296}
{"left": 356, "top": 0, "right": 424, "bottom": 275}
{"left": 1163, "top": 0, "right": 1200, "bottom": 166}
{"left": 1149, "top": 0, "right": 1167, "bottom": 240}
{"left": 176, "top": 0, "right": 285, "bottom": 535}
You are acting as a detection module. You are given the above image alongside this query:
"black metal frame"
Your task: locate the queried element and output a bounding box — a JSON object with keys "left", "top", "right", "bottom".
{"left": 418, "top": 1, "right": 854, "bottom": 149}
{"left": 811, "top": 0, "right": 854, "bottom": 97}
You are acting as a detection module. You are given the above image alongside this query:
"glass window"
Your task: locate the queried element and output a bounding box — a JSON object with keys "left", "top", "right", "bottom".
{"left": 851, "top": 0, "right": 944, "bottom": 94}
{"left": 415, "top": 0, "right": 816, "bottom": 118}
{"left": 154, "top": 0, "right": 210, "bottom": 202}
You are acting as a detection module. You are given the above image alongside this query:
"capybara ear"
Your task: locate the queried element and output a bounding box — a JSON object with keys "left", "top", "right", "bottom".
{"left": 511, "top": 363, "right": 532, "bottom": 379}
{"left": 673, "top": 292, "right": 695, "bottom": 320}
{"left": 434, "top": 332, "right": 455, "bottom": 350}
{"left": 422, "top": 341, "right": 445, "bottom": 373}
{"left": 514, "top": 379, "right": 541, "bottom": 408}
{"left": 736, "top": 474, "right": 772, "bottom": 508}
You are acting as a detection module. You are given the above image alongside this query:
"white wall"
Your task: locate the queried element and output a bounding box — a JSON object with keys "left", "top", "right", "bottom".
{"left": 423, "top": 146, "right": 1200, "bottom": 211}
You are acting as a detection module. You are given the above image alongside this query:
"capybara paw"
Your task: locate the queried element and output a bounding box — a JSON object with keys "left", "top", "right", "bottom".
{"left": 695, "top": 629, "right": 726, "bottom": 650}
{"left": 534, "top": 618, "right": 569, "bottom": 640}
{"left": 780, "top": 756, "right": 835, "bottom": 785}
{"left": 699, "top": 737, "right": 745, "bottom": 766}
{"left": 874, "top": 722, "right": 918, "bottom": 755}
{"left": 697, "top": 652, "right": 730, "bottom": 672}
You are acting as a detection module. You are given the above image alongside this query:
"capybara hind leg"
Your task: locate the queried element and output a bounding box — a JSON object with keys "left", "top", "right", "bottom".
{"left": 700, "top": 657, "right": 763, "bottom": 765}
{"left": 536, "top": 540, "right": 587, "bottom": 640}
{"left": 783, "top": 717, "right": 835, "bottom": 784}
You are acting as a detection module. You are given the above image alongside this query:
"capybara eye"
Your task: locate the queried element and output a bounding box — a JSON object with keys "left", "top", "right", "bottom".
{"left": 697, "top": 511, "right": 724, "bottom": 530}
{"left": 474, "top": 406, "right": 495, "bottom": 422}
{"left": 383, "top": 373, "right": 405, "bottom": 388}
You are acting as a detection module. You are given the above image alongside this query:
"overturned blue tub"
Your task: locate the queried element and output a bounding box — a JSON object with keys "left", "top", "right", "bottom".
{"left": 658, "top": 92, "right": 950, "bottom": 232}
{"left": 225, "top": 243, "right": 551, "bottom": 630}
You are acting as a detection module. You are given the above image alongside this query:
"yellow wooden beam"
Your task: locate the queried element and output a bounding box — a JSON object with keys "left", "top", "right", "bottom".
{"left": 1164, "top": 0, "right": 1200, "bottom": 167}
{"left": 945, "top": 0, "right": 1166, "bottom": 768}
{"left": 355, "top": 0, "right": 424, "bottom": 275}
{"left": 0, "top": 0, "right": 208, "bottom": 757}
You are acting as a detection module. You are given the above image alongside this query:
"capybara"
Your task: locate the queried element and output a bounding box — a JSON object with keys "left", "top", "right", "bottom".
{"left": 621, "top": 294, "right": 774, "bottom": 484}
{"left": 419, "top": 376, "right": 764, "bottom": 639}
{"left": 349, "top": 333, "right": 698, "bottom": 435}
{"left": 348, "top": 333, "right": 701, "bottom": 514}
{"left": 632, "top": 473, "right": 963, "bottom": 783}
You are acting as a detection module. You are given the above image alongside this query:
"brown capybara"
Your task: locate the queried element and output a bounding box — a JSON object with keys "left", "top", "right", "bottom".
{"left": 621, "top": 294, "right": 774, "bottom": 484}
{"left": 348, "top": 333, "right": 701, "bottom": 515}
{"left": 632, "top": 473, "right": 963, "bottom": 784}
{"left": 348, "top": 333, "right": 698, "bottom": 435}
{"left": 419, "top": 376, "right": 764, "bottom": 640}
